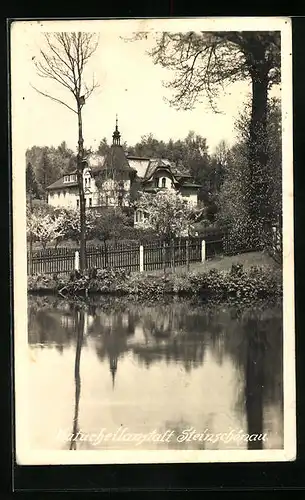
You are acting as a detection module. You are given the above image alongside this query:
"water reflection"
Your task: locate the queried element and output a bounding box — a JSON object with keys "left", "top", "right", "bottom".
{"left": 27, "top": 295, "right": 283, "bottom": 451}
{"left": 70, "top": 309, "right": 84, "bottom": 451}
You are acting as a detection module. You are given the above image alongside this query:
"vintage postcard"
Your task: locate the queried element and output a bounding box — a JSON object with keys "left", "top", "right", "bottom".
{"left": 11, "top": 17, "right": 295, "bottom": 465}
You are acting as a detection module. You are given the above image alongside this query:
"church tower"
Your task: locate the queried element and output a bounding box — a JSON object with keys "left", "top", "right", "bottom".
{"left": 112, "top": 114, "right": 121, "bottom": 146}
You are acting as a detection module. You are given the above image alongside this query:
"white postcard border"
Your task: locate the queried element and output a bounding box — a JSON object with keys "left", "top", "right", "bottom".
{"left": 11, "top": 16, "right": 296, "bottom": 465}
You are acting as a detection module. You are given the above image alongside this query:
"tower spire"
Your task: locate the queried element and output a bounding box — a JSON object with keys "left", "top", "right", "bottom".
{"left": 112, "top": 114, "right": 121, "bottom": 146}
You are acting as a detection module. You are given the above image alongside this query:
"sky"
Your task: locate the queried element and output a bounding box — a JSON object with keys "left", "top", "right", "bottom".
{"left": 11, "top": 18, "right": 283, "bottom": 155}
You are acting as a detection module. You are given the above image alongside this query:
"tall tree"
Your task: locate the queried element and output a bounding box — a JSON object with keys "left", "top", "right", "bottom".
{"left": 130, "top": 31, "right": 280, "bottom": 245}
{"left": 36, "top": 149, "right": 56, "bottom": 200}
{"left": 26, "top": 143, "right": 75, "bottom": 198}
{"left": 96, "top": 137, "right": 110, "bottom": 156}
{"left": 235, "top": 96, "right": 282, "bottom": 223}
{"left": 26, "top": 161, "right": 40, "bottom": 199}
{"left": 33, "top": 32, "right": 99, "bottom": 270}
{"left": 217, "top": 97, "right": 282, "bottom": 254}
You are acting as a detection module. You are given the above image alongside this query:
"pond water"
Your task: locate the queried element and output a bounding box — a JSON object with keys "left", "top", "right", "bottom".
{"left": 27, "top": 295, "right": 283, "bottom": 451}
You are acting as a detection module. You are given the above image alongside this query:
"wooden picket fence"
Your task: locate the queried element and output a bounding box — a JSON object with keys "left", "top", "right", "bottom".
{"left": 142, "top": 238, "right": 201, "bottom": 272}
{"left": 28, "top": 247, "right": 75, "bottom": 276}
{"left": 28, "top": 237, "right": 211, "bottom": 276}
{"left": 27, "top": 228, "right": 247, "bottom": 276}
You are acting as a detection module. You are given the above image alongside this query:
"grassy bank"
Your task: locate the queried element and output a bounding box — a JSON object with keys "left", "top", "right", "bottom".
{"left": 28, "top": 252, "right": 282, "bottom": 302}
{"left": 143, "top": 251, "right": 277, "bottom": 276}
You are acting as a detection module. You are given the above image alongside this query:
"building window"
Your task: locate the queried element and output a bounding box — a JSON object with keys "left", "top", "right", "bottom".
{"left": 136, "top": 210, "right": 142, "bottom": 223}
{"left": 76, "top": 199, "right": 79, "bottom": 208}
{"left": 162, "top": 178, "right": 166, "bottom": 188}
{"left": 135, "top": 210, "right": 146, "bottom": 223}
{"left": 64, "top": 176, "right": 69, "bottom": 183}
{"left": 89, "top": 198, "right": 92, "bottom": 207}
{"left": 88, "top": 177, "right": 91, "bottom": 188}
{"left": 155, "top": 177, "right": 159, "bottom": 188}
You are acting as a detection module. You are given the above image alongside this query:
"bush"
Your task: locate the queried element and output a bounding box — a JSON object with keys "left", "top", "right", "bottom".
{"left": 27, "top": 273, "right": 66, "bottom": 293}
{"left": 28, "top": 263, "right": 282, "bottom": 301}
{"left": 115, "top": 226, "right": 159, "bottom": 242}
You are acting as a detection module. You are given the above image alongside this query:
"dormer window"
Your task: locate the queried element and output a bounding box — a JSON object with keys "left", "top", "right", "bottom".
{"left": 64, "top": 174, "right": 77, "bottom": 183}
{"left": 162, "top": 177, "right": 166, "bottom": 188}
{"left": 155, "top": 177, "right": 159, "bottom": 188}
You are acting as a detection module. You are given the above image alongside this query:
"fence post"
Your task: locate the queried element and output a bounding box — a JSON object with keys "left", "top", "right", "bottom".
{"left": 201, "top": 239, "right": 206, "bottom": 263}
{"left": 139, "top": 245, "right": 144, "bottom": 273}
{"left": 186, "top": 238, "right": 190, "bottom": 271}
{"left": 74, "top": 250, "right": 80, "bottom": 271}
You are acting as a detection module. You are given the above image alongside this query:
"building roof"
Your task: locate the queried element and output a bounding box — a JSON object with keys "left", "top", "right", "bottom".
{"left": 127, "top": 157, "right": 151, "bottom": 178}
{"left": 144, "top": 159, "right": 175, "bottom": 181}
{"left": 94, "top": 144, "right": 136, "bottom": 177}
{"left": 46, "top": 177, "right": 78, "bottom": 190}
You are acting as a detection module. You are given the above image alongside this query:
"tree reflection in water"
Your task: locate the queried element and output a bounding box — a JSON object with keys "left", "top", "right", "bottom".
{"left": 28, "top": 295, "right": 283, "bottom": 450}
{"left": 69, "top": 307, "right": 85, "bottom": 451}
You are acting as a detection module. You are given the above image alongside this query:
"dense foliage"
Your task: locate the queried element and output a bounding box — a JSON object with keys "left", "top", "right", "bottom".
{"left": 135, "top": 190, "right": 196, "bottom": 240}
{"left": 28, "top": 263, "right": 282, "bottom": 302}
{"left": 27, "top": 205, "right": 131, "bottom": 247}
{"left": 217, "top": 96, "right": 282, "bottom": 254}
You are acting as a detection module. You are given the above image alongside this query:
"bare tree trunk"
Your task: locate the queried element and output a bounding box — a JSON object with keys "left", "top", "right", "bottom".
{"left": 77, "top": 105, "right": 87, "bottom": 272}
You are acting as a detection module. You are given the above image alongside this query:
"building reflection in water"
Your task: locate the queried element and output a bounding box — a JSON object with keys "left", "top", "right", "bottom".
{"left": 27, "top": 296, "right": 283, "bottom": 450}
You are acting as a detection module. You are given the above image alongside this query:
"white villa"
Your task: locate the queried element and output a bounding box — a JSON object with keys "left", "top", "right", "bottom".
{"left": 46, "top": 119, "right": 202, "bottom": 225}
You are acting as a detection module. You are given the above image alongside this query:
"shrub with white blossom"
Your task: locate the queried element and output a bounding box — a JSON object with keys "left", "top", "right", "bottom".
{"left": 136, "top": 190, "right": 195, "bottom": 241}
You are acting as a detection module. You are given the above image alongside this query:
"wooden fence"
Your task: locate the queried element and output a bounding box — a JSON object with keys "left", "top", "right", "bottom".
{"left": 28, "top": 237, "right": 207, "bottom": 276}
{"left": 142, "top": 238, "right": 202, "bottom": 272}
{"left": 28, "top": 247, "right": 75, "bottom": 276}
{"left": 28, "top": 229, "right": 256, "bottom": 276}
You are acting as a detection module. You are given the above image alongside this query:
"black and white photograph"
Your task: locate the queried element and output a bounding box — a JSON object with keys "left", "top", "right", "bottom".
{"left": 11, "top": 17, "right": 295, "bottom": 465}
